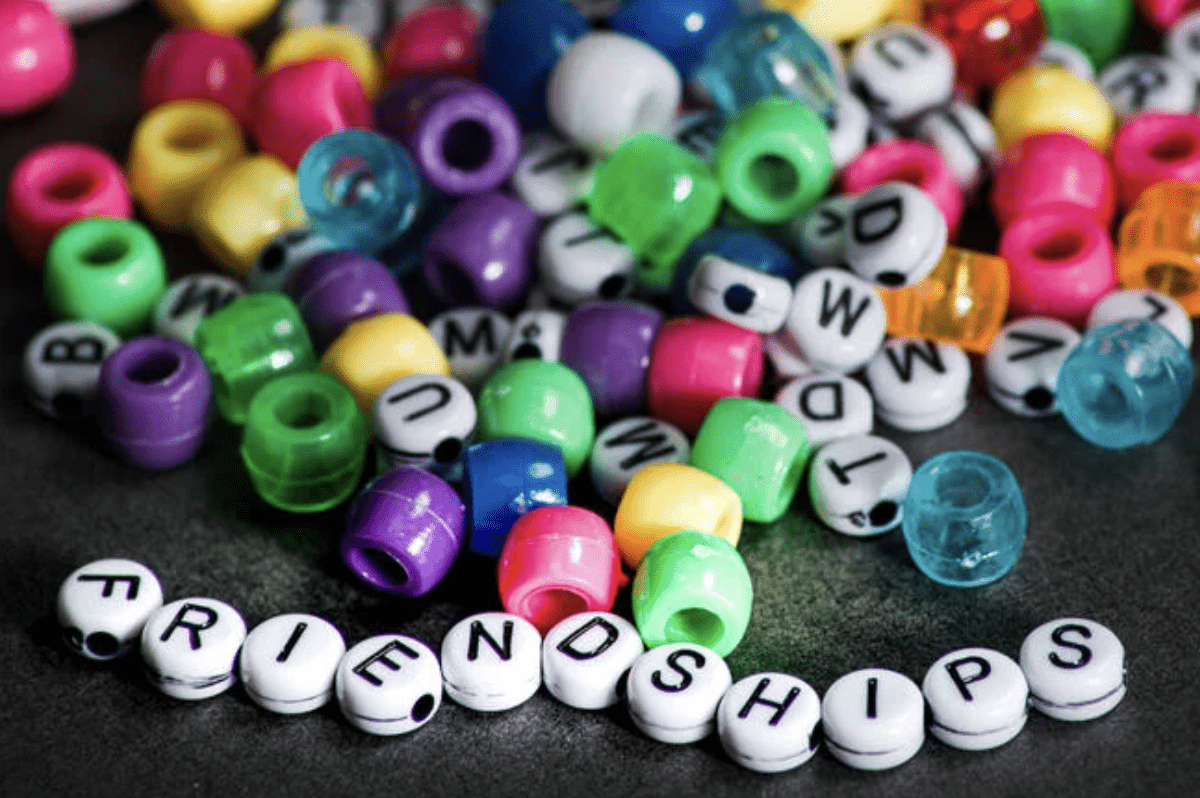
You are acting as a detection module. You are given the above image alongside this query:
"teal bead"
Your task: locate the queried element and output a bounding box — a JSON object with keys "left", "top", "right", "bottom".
{"left": 1038, "top": 0, "right": 1133, "bottom": 69}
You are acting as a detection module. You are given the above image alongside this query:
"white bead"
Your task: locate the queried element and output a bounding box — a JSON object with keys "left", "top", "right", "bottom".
{"left": 764, "top": 331, "right": 816, "bottom": 382}
{"left": 426, "top": 307, "right": 513, "bottom": 391}
{"left": 441, "top": 612, "right": 542, "bottom": 712}
{"left": 1019, "top": 618, "right": 1126, "bottom": 722}
{"left": 671, "top": 110, "right": 725, "bottom": 162}
{"left": 826, "top": 90, "right": 870, "bottom": 171}
{"left": 774, "top": 372, "right": 873, "bottom": 447}
{"left": 542, "top": 612, "right": 644, "bottom": 709}
{"left": 1032, "top": 39, "right": 1096, "bottom": 81}
{"left": 985, "top": 317, "right": 1081, "bottom": 418}
{"left": 22, "top": 319, "right": 121, "bottom": 418}
{"left": 850, "top": 23, "right": 956, "bottom": 121}
{"left": 392, "top": 0, "right": 489, "bottom": 19}
{"left": 1098, "top": 55, "right": 1198, "bottom": 121}
{"left": 511, "top": 132, "right": 598, "bottom": 217}
{"left": 843, "top": 181, "right": 947, "bottom": 288}
{"left": 140, "top": 597, "right": 247, "bottom": 701}
{"left": 865, "top": 338, "right": 970, "bottom": 432}
{"left": 867, "top": 115, "right": 904, "bottom": 146}
{"left": 716, "top": 673, "right": 822, "bottom": 773}
{"left": 247, "top": 227, "right": 337, "bottom": 293}
{"left": 547, "top": 31, "right": 682, "bottom": 156}
{"left": 821, "top": 668, "right": 924, "bottom": 771}
{"left": 1086, "top": 288, "right": 1193, "bottom": 349}
{"left": 153, "top": 274, "right": 244, "bottom": 345}
{"left": 687, "top": 254, "right": 793, "bottom": 333}
{"left": 504, "top": 309, "right": 567, "bottom": 362}
{"left": 239, "top": 614, "right": 346, "bottom": 714}
{"left": 912, "top": 100, "right": 999, "bottom": 194}
{"left": 45, "top": 0, "right": 139, "bottom": 25}
{"left": 282, "top": 0, "right": 387, "bottom": 41}
{"left": 791, "top": 194, "right": 856, "bottom": 269}
{"left": 626, "top": 643, "right": 732, "bottom": 744}
{"left": 589, "top": 417, "right": 691, "bottom": 505}
{"left": 783, "top": 268, "right": 887, "bottom": 373}
{"left": 1167, "top": 11, "right": 1200, "bottom": 78}
{"left": 336, "top": 634, "right": 442, "bottom": 735}
{"left": 923, "top": 647, "right": 1029, "bottom": 751}
{"left": 819, "top": 35, "right": 849, "bottom": 89}
{"left": 373, "top": 374, "right": 476, "bottom": 472}
{"left": 808, "top": 434, "right": 912, "bottom": 536}
{"left": 56, "top": 558, "right": 163, "bottom": 661}
{"left": 538, "top": 212, "right": 636, "bottom": 306}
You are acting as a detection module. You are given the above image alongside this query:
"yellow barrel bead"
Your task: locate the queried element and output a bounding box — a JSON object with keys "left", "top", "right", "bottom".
{"left": 765, "top": 0, "right": 894, "bottom": 43}
{"left": 991, "top": 65, "right": 1115, "bottom": 152}
{"left": 1117, "top": 180, "right": 1200, "bottom": 315}
{"left": 263, "top": 25, "right": 384, "bottom": 99}
{"left": 885, "top": 0, "right": 923, "bottom": 24}
{"left": 154, "top": 0, "right": 280, "bottom": 35}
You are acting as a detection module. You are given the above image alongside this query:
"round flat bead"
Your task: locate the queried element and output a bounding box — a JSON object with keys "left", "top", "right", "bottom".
{"left": 717, "top": 673, "right": 821, "bottom": 773}
{"left": 153, "top": 0, "right": 278, "bottom": 34}
{"left": 841, "top": 141, "right": 964, "bottom": 237}
{"left": 336, "top": 635, "right": 442, "bottom": 735}
{"left": 985, "top": 317, "right": 1081, "bottom": 417}
{"left": 559, "top": 301, "right": 663, "bottom": 417}
{"left": 783, "top": 268, "right": 886, "bottom": 374}
{"left": 503, "top": 309, "right": 566, "bottom": 363}
{"left": 923, "top": 647, "right": 1029, "bottom": 750}
{"left": 990, "top": 65, "right": 1115, "bottom": 152}
{"left": 626, "top": 643, "right": 732, "bottom": 744}
{"left": 0, "top": 0, "right": 74, "bottom": 117}
{"left": 463, "top": 438, "right": 568, "bottom": 557}
{"left": 821, "top": 668, "right": 924, "bottom": 770}
{"left": 774, "top": 372, "right": 873, "bottom": 447}
{"left": 373, "top": 374, "right": 475, "bottom": 476}
{"left": 1031, "top": 38, "right": 1095, "bottom": 80}
{"left": 1020, "top": 618, "right": 1126, "bottom": 722}
{"left": 1098, "top": 56, "right": 1197, "bottom": 122}
{"left": 426, "top": 306, "right": 512, "bottom": 392}
{"left": 239, "top": 614, "right": 346, "bottom": 714}
{"left": 1166, "top": 10, "right": 1200, "bottom": 76}
{"left": 809, "top": 434, "right": 912, "bottom": 536}
{"left": 673, "top": 227, "right": 803, "bottom": 316}
{"left": 589, "top": 417, "right": 690, "bottom": 506}
{"left": 764, "top": 331, "right": 816, "bottom": 383}
{"left": 263, "top": 23, "right": 383, "bottom": 99}
{"left": 141, "top": 597, "right": 247, "bottom": 701}
{"left": 827, "top": 90, "right": 870, "bottom": 171}
{"left": 383, "top": 1, "right": 481, "bottom": 81}
{"left": 285, "top": 250, "right": 408, "bottom": 349}
{"left": 441, "top": 613, "right": 542, "bottom": 712}
{"left": 153, "top": 274, "right": 243, "bottom": 346}
{"left": 512, "top": 134, "right": 598, "bottom": 218}
{"left": 57, "top": 558, "right": 163, "bottom": 661}
{"left": 140, "top": 28, "right": 257, "bottom": 127}
{"left": 842, "top": 182, "right": 946, "bottom": 289}
{"left": 850, "top": 23, "right": 955, "bottom": 122}
{"left": 793, "top": 194, "right": 856, "bottom": 270}
{"left": 538, "top": 213, "right": 635, "bottom": 306}
{"left": 1086, "top": 288, "right": 1192, "bottom": 349}
{"left": 912, "top": 101, "right": 999, "bottom": 194}
{"left": 991, "top": 132, "right": 1115, "bottom": 230}
{"left": 1112, "top": 112, "right": 1200, "bottom": 211}
{"left": 542, "top": 611, "right": 644, "bottom": 710}
{"left": 23, "top": 320, "right": 121, "bottom": 419}
{"left": 687, "top": 255, "right": 792, "bottom": 334}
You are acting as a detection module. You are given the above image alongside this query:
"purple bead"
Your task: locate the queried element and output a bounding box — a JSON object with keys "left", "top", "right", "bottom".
{"left": 341, "top": 466, "right": 466, "bottom": 597}
{"left": 424, "top": 190, "right": 538, "bottom": 310}
{"left": 96, "top": 336, "right": 211, "bottom": 470}
{"left": 376, "top": 75, "right": 521, "bottom": 195}
{"left": 284, "top": 250, "right": 409, "bottom": 349}
{"left": 560, "top": 300, "right": 664, "bottom": 417}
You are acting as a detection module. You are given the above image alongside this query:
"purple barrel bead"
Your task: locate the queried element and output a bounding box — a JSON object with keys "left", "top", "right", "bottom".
{"left": 284, "top": 250, "right": 409, "bottom": 349}
{"left": 96, "top": 336, "right": 211, "bottom": 470}
{"left": 560, "top": 300, "right": 665, "bottom": 417}
{"left": 376, "top": 75, "right": 521, "bottom": 195}
{"left": 341, "top": 466, "right": 466, "bottom": 598}
{"left": 423, "top": 190, "right": 538, "bottom": 310}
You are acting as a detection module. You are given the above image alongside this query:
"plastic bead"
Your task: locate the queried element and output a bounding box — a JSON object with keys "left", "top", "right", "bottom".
{"left": 263, "top": 24, "right": 383, "bottom": 99}
{"left": 717, "top": 673, "right": 822, "bottom": 773}
{"left": 672, "top": 227, "right": 803, "bottom": 315}
{"left": 627, "top": 642, "right": 732, "bottom": 744}
{"left": 1166, "top": 10, "right": 1200, "bottom": 76}
{"left": 842, "top": 181, "right": 947, "bottom": 289}
{"left": 373, "top": 372, "right": 475, "bottom": 478}
{"left": 763, "top": 0, "right": 892, "bottom": 43}
{"left": 383, "top": 0, "right": 481, "bottom": 81}
{"left": 1086, "top": 288, "right": 1192, "bottom": 349}
{"left": 850, "top": 23, "right": 956, "bottom": 122}
{"left": 542, "top": 612, "right": 644, "bottom": 710}
{"left": 589, "top": 417, "right": 691, "bottom": 506}
{"left": 140, "top": 597, "right": 247, "bottom": 701}
{"left": 990, "top": 132, "right": 1115, "bottom": 230}
{"left": 1019, "top": 618, "right": 1126, "bottom": 721}
{"left": 559, "top": 301, "right": 663, "bottom": 418}
{"left": 782, "top": 268, "right": 886, "bottom": 374}
{"left": 608, "top": 0, "right": 738, "bottom": 79}
{"left": 23, "top": 319, "right": 121, "bottom": 419}
{"left": 440, "top": 613, "right": 542, "bottom": 712}
{"left": 45, "top": 0, "right": 138, "bottom": 23}
{"left": 764, "top": 331, "right": 816, "bottom": 382}
{"left": 841, "top": 141, "right": 964, "bottom": 237}
{"left": 1116, "top": 180, "right": 1200, "bottom": 312}
{"left": 462, "top": 438, "right": 569, "bottom": 557}
{"left": 792, "top": 193, "right": 856, "bottom": 270}
{"left": 671, "top": 109, "right": 726, "bottom": 163}
{"left": 923, "top": 648, "right": 1029, "bottom": 750}
{"left": 990, "top": 65, "right": 1115, "bottom": 152}
{"left": 902, "top": 451, "right": 1028, "bottom": 587}
{"left": 538, "top": 213, "right": 635, "bottom": 305}
{"left": 925, "top": 0, "right": 1046, "bottom": 89}
{"left": 866, "top": 338, "right": 971, "bottom": 432}
{"left": 1031, "top": 38, "right": 1096, "bottom": 80}
{"left": 153, "top": 0, "right": 279, "bottom": 35}
{"left": 1038, "top": 0, "right": 1132, "bottom": 69}
{"left": 0, "top": 0, "right": 73, "bottom": 117}
{"left": 140, "top": 29, "right": 257, "bottom": 127}
{"left": 821, "top": 668, "right": 924, "bottom": 771}
{"left": 285, "top": 250, "right": 408, "bottom": 349}
{"left": 687, "top": 255, "right": 793, "bottom": 334}
{"left": 153, "top": 274, "right": 243, "bottom": 346}
{"left": 240, "top": 614, "right": 346, "bottom": 715}
{"left": 426, "top": 307, "right": 513, "bottom": 391}
{"left": 826, "top": 90, "right": 871, "bottom": 171}
{"left": 1099, "top": 56, "right": 1197, "bottom": 123}
{"left": 1112, "top": 112, "right": 1200, "bottom": 211}
{"left": 912, "top": 100, "right": 1000, "bottom": 194}
{"left": 512, "top": 134, "right": 598, "bottom": 218}
{"left": 283, "top": 0, "right": 386, "bottom": 43}
{"left": 809, "top": 434, "right": 912, "bottom": 536}
{"left": 504, "top": 308, "right": 565, "bottom": 363}
{"left": 335, "top": 635, "right": 442, "bottom": 735}
{"left": 774, "top": 372, "right": 873, "bottom": 447}
{"left": 57, "top": 559, "right": 163, "bottom": 661}
{"left": 248, "top": 236, "right": 334, "bottom": 292}
{"left": 984, "top": 316, "right": 1081, "bottom": 417}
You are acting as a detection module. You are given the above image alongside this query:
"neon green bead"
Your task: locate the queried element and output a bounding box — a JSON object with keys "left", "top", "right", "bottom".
{"left": 1038, "top": 0, "right": 1133, "bottom": 69}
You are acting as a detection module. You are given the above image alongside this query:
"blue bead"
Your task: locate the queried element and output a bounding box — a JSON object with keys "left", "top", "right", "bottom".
{"left": 608, "top": 0, "right": 740, "bottom": 80}
{"left": 902, "top": 451, "right": 1027, "bottom": 588}
{"left": 1057, "top": 319, "right": 1194, "bottom": 449}
{"left": 670, "top": 227, "right": 808, "bottom": 313}
{"left": 463, "top": 438, "right": 569, "bottom": 557}
{"left": 297, "top": 130, "right": 422, "bottom": 255}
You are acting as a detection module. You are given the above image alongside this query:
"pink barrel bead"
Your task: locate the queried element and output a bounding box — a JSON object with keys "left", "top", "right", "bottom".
{"left": 0, "top": 0, "right": 74, "bottom": 117}
{"left": 1112, "top": 112, "right": 1200, "bottom": 211}
{"left": 841, "top": 140, "right": 964, "bottom": 238}
{"left": 140, "top": 29, "right": 257, "bottom": 128}
{"left": 990, "top": 132, "right": 1115, "bottom": 230}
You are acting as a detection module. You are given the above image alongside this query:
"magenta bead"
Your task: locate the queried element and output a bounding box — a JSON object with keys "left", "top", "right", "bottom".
{"left": 140, "top": 29, "right": 257, "bottom": 127}
{"left": 991, "top": 133, "right": 1115, "bottom": 231}
{"left": 0, "top": 0, "right": 73, "bottom": 117}
{"left": 284, "top": 250, "right": 409, "bottom": 349}
{"left": 1112, "top": 112, "right": 1200, "bottom": 211}
{"left": 559, "top": 301, "right": 664, "bottom": 418}
{"left": 841, "top": 140, "right": 964, "bottom": 237}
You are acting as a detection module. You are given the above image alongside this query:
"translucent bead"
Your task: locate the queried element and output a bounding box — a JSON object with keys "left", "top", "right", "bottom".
{"left": 1116, "top": 179, "right": 1200, "bottom": 314}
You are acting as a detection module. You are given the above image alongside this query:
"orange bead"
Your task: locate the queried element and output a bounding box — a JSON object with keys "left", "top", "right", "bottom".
{"left": 1116, "top": 180, "right": 1200, "bottom": 315}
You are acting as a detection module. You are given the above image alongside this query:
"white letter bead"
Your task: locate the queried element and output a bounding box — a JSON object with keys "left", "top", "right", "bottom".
{"left": 57, "top": 558, "right": 163, "bottom": 661}
{"left": 764, "top": 331, "right": 816, "bottom": 382}
{"left": 538, "top": 212, "right": 635, "bottom": 306}
{"left": 821, "top": 668, "right": 924, "bottom": 771}
{"left": 913, "top": 101, "right": 999, "bottom": 194}
{"left": 1167, "top": 11, "right": 1200, "bottom": 78}
{"left": 23, "top": 319, "right": 122, "bottom": 418}
{"left": 808, "top": 434, "right": 912, "bottom": 536}
{"left": 866, "top": 338, "right": 970, "bottom": 432}
{"left": 153, "top": 274, "right": 244, "bottom": 345}
{"left": 785, "top": 268, "right": 887, "bottom": 374}
{"left": 792, "top": 193, "right": 856, "bottom": 269}
{"left": 141, "top": 598, "right": 247, "bottom": 701}
{"left": 985, "top": 317, "right": 1081, "bottom": 417}
{"left": 1098, "top": 56, "right": 1198, "bottom": 120}
{"left": 589, "top": 417, "right": 691, "bottom": 505}
{"left": 542, "top": 612, "right": 644, "bottom": 710}
{"left": 844, "top": 181, "right": 947, "bottom": 288}
{"left": 671, "top": 110, "right": 725, "bottom": 163}
{"left": 504, "top": 309, "right": 567, "bottom": 362}
{"left": 1032, "top": 39, "right": 1096, "bottom": 81}
{"left": 923, "top": 647, "right": 1029, "bottom": 751}
{"left": 716, "top": 673, "right": 822, "bottom": 773}
{"left": 239, "top": 614, "right": 346, "bottom": 714}
{"left": 1020, "top": 618, "right": 1126, "bottom": 722}
{"left": 1086, "top": 288, "right": 1193, "bottom": 349}
{"left": 441, "top": 612, "right": 542, "bottom": 712}
{"left": 374, "top": 374, "right": 476, "bottom": 473}
{"left": 426, "top": 307, "right": 513, "bottom": 392}
{"left": 336, "top": 634, "right": 442, "bottom": 735}
{"left": 247, "top": 227, "right": 337, "bottom": 293}
{"left": 826, "top": 90, "right": 870, "bottom": 170}
{"left": 687, "top": 254, "right": 793, "bottom": 333}
{"left": 774, "top": 372, "right": 873, "bottom": 447}
{"left": 627, "top": 643, "right": 731, "bottom": 744}
{"left": 511, "top": 132, "right": 598, "bottom": 217}
{"left": 850, "top": 23, "right": 956, "bottom": 121}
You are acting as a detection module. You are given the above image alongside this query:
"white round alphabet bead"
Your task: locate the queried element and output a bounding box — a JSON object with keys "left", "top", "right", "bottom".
{"left": 247, "top": 227, "right": 336, "bottom": 293}
{"left": 808, "top": 434, "right": 912, "bottom": 536}
{"left": 1032, "top": 39, "right": 1095, "bottom": 81}
{"left": 792, "top": 194, "right": 856, "bottom": 269}
{"left": 336, "top": 634, "right": 442, "bottom": 735}
{"left": 774, "top": 372, "right": 873, "bottom": 447}
{"left": 441, "top": 612, "right": 542, "bottom": 712}
{"left": 1086, "top": 288, "right": 1192, "bottom": 349}
{"left": 153, "top": 274, "right": 244, "bottom": 345}
{"left": 627, "top": 643, "right": 732, "bottom": 744}
{"left": 504, "top": 309, "right": 567, "bottom": 362}
{"left": 542, "top": 612, "right": 644, "bottom": 710}
{"left": 687, "top": 254, "right": 793, "bottom": 333}
{"left": 716, "top": 673, "right": 822, "bottom": 773}
{"left": 141, "top": 597, "right": 247, "bottom": 701}
{"left": 843, "top": 182, "right": 947, "bottom": 288}
{"left": 57, "top": 558, "right": 163, "bottom": 661}
{"left": 913, "top": 101, "right": 999, "bottom": 194}
{"left": 1098, "top": 55, "right": 1198, "bottom": 121}
{"left": 1167, "top": 11, "right": 1200, "bottom": 78}
{"left": 374, "top": 374, "right": 476, "bottom": 472}
{"left": 850, "top": 23, "right": 956, "bottom": 121}
{"left": 671, "top": 110, "right": 725, "bottom": 162}
{"left": 239, "top": 613, "right": 346, "bottom": 714}
{"left": 985, "top": 317, "right": 1081, "bottom": 417}
{"left": 821, "top": 668, "right": 924, "bottom": 771}
{"left": 590, "top": 417, "right": 691, "bottom": 505}
{"left": 426, "top": 307, "right": 513, "bottom": 391}
{"left": 866, "top": 338, "right": 970, "bottom": 431}
{"left": 538, "top": 212, "right": 636, "bottom": 306}
{"left": 923, "top": 647, "right": 1029, "bottom": 751}
{"left": 23, "top": 319, "right": 121, "bottom": 418}
{"left": 511, "top": 132, "right": 598, "bottom": 217}
{"left": 1020, "top": 618, "right": 1126, "bottom": 722}
{"left": 784, "top": 268, "right": 887, "bottom": 374}
{"left": 764, "top": 331, "right": 816, "bottom": 382}
{"left": 826, "top": 90, "right": 870, "bottom": 170}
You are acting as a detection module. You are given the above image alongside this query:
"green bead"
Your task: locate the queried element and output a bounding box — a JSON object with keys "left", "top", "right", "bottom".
{"left": 193, "top": 293, "right": 316, "bottom": 424}
{"left": 475, "top": 359, "right": 595, "bottom": 477}
{"left": 43, "top": 218, "right": 167, "bottom": 337}
{"left": 714, "top": 98, "right": 833, "bottom": 225}
{"left": 631, "top": 530, "right": 753, "bottom": 657}
{"left": 1038, "top": 0, "right": 1133, "bottom": 70}
{"left": 689, "top": 397, "right": 811, "bottom": 523}
{"left": 240, "top": 371, "right": 367, "bottom": 513}
{"left": 587, "top": 133, "right": 723, "bottom": 293}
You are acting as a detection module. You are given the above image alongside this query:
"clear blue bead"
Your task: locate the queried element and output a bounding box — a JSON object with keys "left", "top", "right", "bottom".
{"left": 609, "top": 0, "right": 741, "bottom": 80}
{"left": 1057, "top": 319, "right": 1194, "bottom": 449}
{"left": 670, "top": 226, "right": 809, "bottom": 313}
{"left": 902, "top": 451, "right": 1027, "bottom": 588}
{"left": 463, "top": 438, "right": 569, "bottom": 557}
{"left": 377, "top": 188, "right": 457, "bottom": 280}
{"left": 297, "top": 130, "right": 422, "bottom": 255}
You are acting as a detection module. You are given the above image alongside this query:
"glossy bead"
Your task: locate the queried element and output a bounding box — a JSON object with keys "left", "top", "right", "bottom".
{"left": 283, "top": 0, "right": 386, "bottom": 43}
{"left": 336, "top": 635, "right": 442, "bottom": 735}
{"left": 1038, "top": 0, "right": 1132, "bottom": 69}
{"left": 240, "top": 614, "right": 346, "bottom": 714}
{"left": 866, "top": 338, "right": 971, "bottom": 432}
{"left": 45, "top": 0, "right": 138, "bottom": 24}
{"left": 1166, "top": 10, "right": 1200, "bottom": 76}
{"left": 783, "top": 268, "right": 886, "bottom": 374}
{"left": 926, "top": 0, "right": 1046, "bottom": 90}
{"left": 140, "top": 29, "right": 257, "bottom": 126}
{"left": 826, "top": 90, "right": 871, "bottom": 171}
{"left": 1098, "top": 56, "right": 1197, "bottom": 122}
{"left": 672, "top": 227, "right": 803, "bottom": 316}
{"left": 23, "top": 320, "right": 121, "bottom": 419}
{"left": 589, "top": 417, "right": 690, "bottom": 506}
{"left": 503, "top": 309, "right": 567, "bottom": 363}
{"left": 850, "top": 23, "right": 955, "bottom": 121}
{"left": 1087, "top": 288, "right": 1192, "bottom": 349}
{"left": 1031, "top": 38, "right": 1096, "bottom": 80}
{"left": 383, "top": 0, "right": 481, "bottom": 81}
{"left": 373, "top": 372, "right": 474, "bottom": 478}
{"left": 512, "top": 133, "right": 597, "bottom": 217}
{"left": 426, "top": 306, "right": 512, "bottom": 391}
{"left": 153, "top": 274, "right": 243, "bottom": 346}
{"left": 153, "top": 0, "right": 279, "bottom": 35}
{"left": 774, "top": 372, "right": 872, "bottom": 447}
{"left": 1116, "top": 180, "right": 1200, "bottom": 312}
{"left": 764, "top": 331, "right": 816, "bottom": 382}
{"left": 264, "top": 24, "right": 382, "bottom": 99}
{"left": 843, "top": 181, "right": 947, "bottom": 289}
{"left": 671, "top": 109, "right": 726, "bottom": 163}
{"left": 985, "top": 317, "right": 1080, "bottom": 417}
{"left": 0, "top": 0, "right": 73, "bottom": 117}
{"left": 141, "top": 598, "right": 246, "bottom": 701}
{"left": 559, "top": 301, "right": 663, "bottom": 417}
{"left": 717, "top": 673, "right": 822, "bottom": 773}
{"left": 542, "top": 612, "right": 644, "bottom": 710}
{"left": 991, "top": 133, "right": 1115, "bottom": 229}
{"left": 792, "top": 193, "right": 856, "bottom": 270}
{"left": 462, "top": 438, "right": 568, "bottom": 557}
{"left": 57, "top": 559, "right": 163, "bottom": 661}
{"left": 1112, "top": 112, "right": 1200, "bottom": 211}
{"left": 991, "top": 65, "right": 1115, "bottom": 152}
{"left": 626, "top": 642, "right": 732, "bottom": 744}
{"left": 285, "top": 250, "right": 408, "bottom": 349}
{"left": 1142, "top": 0, "right": 1200, "bottom": 31}
{"left": 764, "top": 0, "right": 892, "bottom": 43}
{"left": 608, "top": 0, "right": 738, "bottom": 80}
{"left": 902, "top": 451, "right": 1027, "bottom": 587}
{"left": 822, "top": 668, "right": 924, "bottom": 771}
{"left": 923, "top": 647, "right": 1029, "bottom": 750}
{"left": 687, "top": 255, "right": 792, "bottom": 334}
{"left": 841, "top": 141, "right": 964, "bottom": 237}
{"left": 912, "top": 101, "right": 999, "bottom": 194}
{"left": 44, "top": 218, "right": 166, "bottom": 337}
{"left": 5, "top": 142, "right": 132, "bottom": 265}
{"left": 809, "top": 434, "right": 912, "bottom": 536}
{"left": 538, "top": 213, "right": 635, "bottom": 305}
{"left": 1020, "top": 618, "right": 1126, "bottom": 721}
{"left": 441, "top": 613, "right": 542, "bottom": 711}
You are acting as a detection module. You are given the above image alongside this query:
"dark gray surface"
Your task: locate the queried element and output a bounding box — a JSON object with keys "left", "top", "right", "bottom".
{"left": 2, "top": 7, "right": 1199, "bottom": 797}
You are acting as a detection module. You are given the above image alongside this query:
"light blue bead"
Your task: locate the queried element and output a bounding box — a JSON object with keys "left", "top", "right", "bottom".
{"left": 902, "top": 451, "right": 1026, "bottom": 588}
{"left": 1057, "top": 319, "right": 1194, "bottom": 449}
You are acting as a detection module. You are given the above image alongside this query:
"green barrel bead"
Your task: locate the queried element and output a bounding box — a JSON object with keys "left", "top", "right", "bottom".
{"left": 1038, "top": 0, "right": 1133, "bottom": 70}
{"left": 193, "top": 293, "right": 316, "bottom": 424}
{"left": 475, "top": 359, "right": 595, "bottom": 477}
{"left": 240, "top": 371, "right": 367, "bottom": 513}
{"left": 43, "top": 217, "right": 167, "bottom": 337}
{"left": 689, "top": 397, "right": 811, "bottom": 523}
{"left": 587, "top": 133, "right": 723, "bottom": 294}
{"left": 631, "top": 529, "right": 753, "bottom": 657}
{"left": 714, "top": 98, "right": 834, "bottom": 225}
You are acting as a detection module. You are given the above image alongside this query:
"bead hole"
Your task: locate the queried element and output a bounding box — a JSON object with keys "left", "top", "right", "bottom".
{"left": 598, "top": 274, "right": 627, "bottom": 299}
{"left": 274, "top": 391, "right": 332, "bottom": 430}
{"left": 1149, "top": 132, "right": 1197, "bottom": 162}
{"left": 664, "top": 608, "right": 725, "bottom": 649}
{"left": 1079, "top": 373, "right": 1130, "bottom": 424}
{"left": 524, "top": 588, "right": 587, "bottom": 632}
{"left": 433, "top": 437, "right": 462, "bottom": 464}
{"left": 887, "top": 164, "right": 929, "bottom": 186}
{"left": 85, "top": 632, "right": 121, "bottom": 658}
{"left": 1032, "top": 230, "right": 1084, "bottom": 261}
{"left": 127, "top": 351, "right": 181, "bottom": 384}
{"left": 45, "top": 171, "right": 97, "bottom": 202}
{"left": 325, "top": 154, "right": 379, "bottom": 208}
{"left": 442, "top": 119, "right": 493, "bottom": 172}
{"left": 934, "top": 467, "right": 989, "bottom": 509}
{"left": 81, "top": 237, "right": 131, "bottom": 265}
{"left": 359, "top": 547, "right": 410, "bottom": 589}
{"left": 748, "top": 153, "right": 799, "bottom": 200}
{"left": 167, "top": 125, "right": 215, "bottom": 151}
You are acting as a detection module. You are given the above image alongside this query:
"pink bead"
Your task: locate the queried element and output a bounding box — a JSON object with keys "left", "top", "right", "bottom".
{"left": 140, "top": 29, "right": 257, "bottom": 129}
{"left": 5, "top": 142, "right": 132, "bottom": 265}
{"left": 383, "top": 2, "right": 482, "bottom": 82}
{"left": 1137, "top": 0, "right": 1200, "bottom": 31}
{"left": 841, "top": 140, "right": 965, "bottom": 238}
{"left": 1000, "top": 204, "right": 1116, "bottom": 327}
{"left": 990, "top": 133, "right": 1115, "bottom": 230}
{"left": 1112, "top": 112, "right": 1200, "bottom": 211}
{"left": 646, "top": 316, "right": 764, "bottom": 436}
{"left": 249, "top": 58, "right": 373, "bottom": 170}
{"left": 0, "top": 0, "right": 74, "bottom": 117}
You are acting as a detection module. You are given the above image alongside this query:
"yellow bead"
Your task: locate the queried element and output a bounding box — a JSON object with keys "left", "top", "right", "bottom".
{"left": 127, "top": 100, "right": 246, "bottom": 233}
{"left": 190, "top": 154, "right": 308, "bottom": 278}
{"left": 1117, "top": 180, "right": 1200, "bottom": 315}
{"left": 885, "top": 0, "right": 923, "bottom": 25}
{"left": 154, "top": 0, "right": 280, "bottom": 35}
{"left": 765, "top": 0, "right": 894, "bottom": 43}
{"left": 321, "top": 313, "right": 452, "bottom": 417}
{"left": 613, "top": 462, "right": 743, "bottom": 569}
{"left": 991, "top": 65, "right": 1115, "bottom": 153}
{"left": 263, "top": 25, "right": 384, "bottom": 99}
